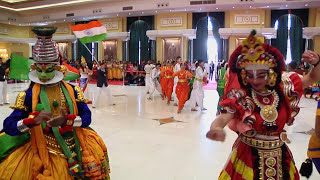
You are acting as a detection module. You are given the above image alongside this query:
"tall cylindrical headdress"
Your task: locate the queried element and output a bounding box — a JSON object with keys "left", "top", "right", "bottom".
{"left": 32, "top": 27, "right": 59, "bottom": 64}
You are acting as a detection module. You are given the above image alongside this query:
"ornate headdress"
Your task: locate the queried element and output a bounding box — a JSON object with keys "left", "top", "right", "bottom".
{"left": 229, "top": 30, "right": 285, "bottom": 87}
{"left": 230, "top": 30, "right": 285, "bottom": 71}
{"left": 32, "top": 27, "right": 59, "bottom": 64}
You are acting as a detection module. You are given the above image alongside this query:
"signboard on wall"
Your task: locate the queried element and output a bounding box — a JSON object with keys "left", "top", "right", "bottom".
{"left": 103, "top": 21, "right": 119, "bottom": 30}
{"left": 235, "top": 14, "right": 260, "bottom": 24}
{"left": 56, "top": 26, "right": 70, "bottom": 34}
{"left": 160, "top": 17, "right": 183, "bottom": 27}
{"left": 0, "top": 27, "right": 9, "bottom": 35}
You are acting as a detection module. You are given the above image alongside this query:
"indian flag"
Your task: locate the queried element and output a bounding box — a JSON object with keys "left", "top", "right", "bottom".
{"left": 62, "top": 62, "right": 80, "bottom": 81}
{"left": 69, "top": 21, "right": 107, "bottom": 44}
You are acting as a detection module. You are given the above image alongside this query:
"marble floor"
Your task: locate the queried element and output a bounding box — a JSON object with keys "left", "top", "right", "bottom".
{"left": 0, "top": 82, "right": 320, "bottom": 180}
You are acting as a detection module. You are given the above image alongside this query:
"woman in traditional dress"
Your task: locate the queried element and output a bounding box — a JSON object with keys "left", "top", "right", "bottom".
{"left": 160, "top": 61, "right": 167, "bottom": 100}
{"left": 206, "top": 30, "right": 320, "bottom": 180}
{"left": 111, "top": 61, "right": 117, "bottom": 81}
{"left": 107, "top": 61, "right": 113, "bottom": 80}
{"left": 0, "top": 27, "right": 110, "bottom": 180}
{"left": 172, "top": 62, "right": 193, "bottom": 113}
{"left": 164, "top": 60, "right": 174, "bottom": 105}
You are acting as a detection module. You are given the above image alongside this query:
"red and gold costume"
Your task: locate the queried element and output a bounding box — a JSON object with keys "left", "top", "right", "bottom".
{"left": 218, "top": 31, "right": 302, "bottom": 180}
{"left": 172, "top": 70, "right": 193, "bottom": 111}
{"left": 160, "top": 65, "right": 167, "bottom": 97}
{"left": 164, "top": 65, "right": 174, "bottom": 104}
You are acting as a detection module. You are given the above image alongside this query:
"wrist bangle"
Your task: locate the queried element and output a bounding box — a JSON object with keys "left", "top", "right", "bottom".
{"left": 22, "top": 111, "right": 40, "bottom": 126}
{"left": 17, "top": 120, "right": 30, "bottom": 133}
{"left": 73, "top": 116, "right": 82, "bottom": 127}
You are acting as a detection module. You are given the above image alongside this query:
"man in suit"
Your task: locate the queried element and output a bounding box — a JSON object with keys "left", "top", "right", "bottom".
{"left": 92, "top": 62, "right": 115, "bottom": 108}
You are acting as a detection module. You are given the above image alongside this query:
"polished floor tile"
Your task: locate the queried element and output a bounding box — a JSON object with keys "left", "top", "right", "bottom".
{"left": 0, "top": 82, "right": 319, "bottom": 179}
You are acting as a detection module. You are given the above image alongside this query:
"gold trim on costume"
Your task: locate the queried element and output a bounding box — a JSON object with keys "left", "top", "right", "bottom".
{"left": 165, "top": 76, "right": 174, "bottom": 78}
{"left": 241, "top": 136, "right": 284, "bottom": 149}
{"left": 10, "top": 91, "right": 28, "bottom": 111}
{"left": 74, "top": 86, "right": 88, "bottom": 103}
{"left": 178, "top": 79, "right": 187, "bottom": 82}
{"left": 281, "top": 72, "right": 300, "bottom": 125}
{"left": 195, "top": 78, "right": 202, "bottom": 82}
{"left": 258, "top": 148, "right": 283, "bottom": 180}
{"left": 45, "top": 134, "right": 76, "bottom": 158}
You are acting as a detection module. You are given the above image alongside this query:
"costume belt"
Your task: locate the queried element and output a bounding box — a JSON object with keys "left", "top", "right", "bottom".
{"left": 240, "top": 133, "right": 284, "bottom": 150}
{"left": 195, "top": 78, "right": 202, "bottom": 82}
{"left": 166, "top": 76, "right": 174, "bottom": 78}
{"left": 146, "top": 73, "right": 150, "bottom": 74}
{"left": 44, "top": 134, "right": 77, "bottom": 158}
{"left": 178, "top": 79, "right": 187, "bottom": 82}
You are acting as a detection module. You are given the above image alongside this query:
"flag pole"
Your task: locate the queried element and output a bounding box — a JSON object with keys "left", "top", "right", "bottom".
{"left": 82, "top": 43, "right": 99, "bottom": 63}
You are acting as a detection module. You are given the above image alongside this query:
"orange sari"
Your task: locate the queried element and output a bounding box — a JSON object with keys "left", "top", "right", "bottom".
{"left": 173, "top": 70, "right": 193, "bottom": 110}
{"left": 164, "top": 66, "right": 174, "bottom": 104}
{"left": 160, "top": 66, "right": 167, "bottom": 97}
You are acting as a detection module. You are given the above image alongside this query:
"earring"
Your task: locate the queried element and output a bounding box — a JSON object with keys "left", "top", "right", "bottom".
{"left": 241, "top": 69, "right": 248, "bottom": 85}
{"left": 268, "top": 69, "right": 277, "bottom": 87}
{"left": 54, "top": 65, "right": 61, "bottom": 71}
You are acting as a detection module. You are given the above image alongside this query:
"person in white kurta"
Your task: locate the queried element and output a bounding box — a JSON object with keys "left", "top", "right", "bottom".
{"left": 173, "top": 57, "right": 181, "bottom": 106}
{"left": 189, "top": 60, "right": 207, "bottom": 111}
{"left": 144, "top": 60, "right": 154, "bottom": 94}
{"left": 147, "top": 63, "right": 163, "bottom": 100}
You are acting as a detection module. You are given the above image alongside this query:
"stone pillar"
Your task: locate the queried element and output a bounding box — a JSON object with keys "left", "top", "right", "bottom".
{"left": 190, "top": 39, "right": 193, "bottom": 62}
{"left": 265, "top": 38, "right": 272, "bottom": 45}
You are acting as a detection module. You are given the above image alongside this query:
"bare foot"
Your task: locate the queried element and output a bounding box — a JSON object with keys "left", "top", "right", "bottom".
{"left": 92, "top": 106, "right": 96, "bottom": 108}
{"left": 167, "top": 101, "right": 170, "bottom": 105}
{"left": 147, "top": 97, "right": 152, "bottom": 100}
{"left": 201, "top": 108, "right": 207, "bottom": 111}
{"left": 4, "top": 102, "right": 9, "bottom": 105}
{"left": 147, "top": 92, "right": 150, "bottom": 94}
{"left": 161, "top": 95, "right": 164, "bottom": 100}
{"left": 191, "top": 108, "right": 197, "bottom": 111}
{"left": 173, "top": 103, "right": 178, "bottom": 106}
{"left": 177, "top": 109, "right": 181, "bottom": 113}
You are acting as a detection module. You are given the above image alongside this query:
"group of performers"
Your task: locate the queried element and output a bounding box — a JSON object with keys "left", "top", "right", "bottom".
{"left": 2, "top": 26, "right": 320, "bottom": 180}
{"left": 145, "top": 57, "right": 208, "bottom": 114}
{"left": 105, "top": 61, "right": 124, "bottom": 81}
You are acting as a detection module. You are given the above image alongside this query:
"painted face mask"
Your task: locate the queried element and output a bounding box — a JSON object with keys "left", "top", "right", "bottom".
{"left": 36, "top": 64, "right": 56, "bottom": 82}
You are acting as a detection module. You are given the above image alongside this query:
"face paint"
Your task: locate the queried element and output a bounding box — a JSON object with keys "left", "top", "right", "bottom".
{"left": 36, "top": 64, "right": 55, "bottom": 82}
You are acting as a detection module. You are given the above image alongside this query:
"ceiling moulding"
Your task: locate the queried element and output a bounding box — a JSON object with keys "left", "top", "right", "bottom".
{"left": 303, "top": 27, "right": 320, "bottom": 39}
{"left": 219, "top": 28, "right": 277, "bottom": 39}
{"left": 146, "top": 29, "right": 196, "bottom": 40}
{"left": 0, "top": 32, "right": 130, "bottom": 43}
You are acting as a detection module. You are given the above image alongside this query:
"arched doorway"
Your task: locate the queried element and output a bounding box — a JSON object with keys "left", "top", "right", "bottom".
{"left": 129, "top": 20, "right": 150, "bottom": 64}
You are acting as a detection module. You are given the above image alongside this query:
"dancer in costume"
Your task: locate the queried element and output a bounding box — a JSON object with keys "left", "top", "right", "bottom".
{"left": 107, "top": 61, "right": 113, "bottom": 80}
{"left": 116, "top": 61, "right": 122, "bottom": 80}
{"left": 216, "top": 63, "right": 228, "bottom": 114}
{"left": 206, "top": 31, "right": 320, "bottom": 180}
{"left": 144, "top": 60, "right": 153, "bottom": 95}
{"left": 173, "top": 56, "right": 182, "bottom": 106}
{"left": 189, "top": 60, "right": 207, "bottom": 111}
{"left": 164, "top": 60, "right": 174, "bottom": 105}
{"left": 0, "top": 27, "right": 110, "bottom": 180}
{"left": 299, "top": 51, "right": 320, "bottom": 178}
{"left": 92, "top": 62, "right": 115, "bottom": 108}
{"left": 147, "top": 63, "right": 163, "bottom": 100}
{"left": 111, "top": 61, "right": 117, "bottom": 81}
{"left": 172, "top": 62, "right": 193, "bottom": 113}
{"left": 79, "top": 59, "right": 92, "bottom": 104}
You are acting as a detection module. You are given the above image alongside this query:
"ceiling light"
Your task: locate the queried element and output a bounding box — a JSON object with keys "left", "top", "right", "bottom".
{"left": 232, "top": 7, "right": 235, "bottom": 9}
{"left": 19, "top": 24, "right": 21, "bottom": 26}
{"left": 267, "top": 6, "right": 269, "bottom": 8}
{"left": 129, "top": 13, "right": 131, "bottom": 15}
{"left": 72, "top": 19, "right": 75, "bottom": 20}
{"left": 305, "top": 4, "right": 308, "bottom": 6}
{"left": 184, "top": 9, "right": 187, "bottom": 11}
{"left": 285, "top": 5, "right": 288, "bottom": 7}
{"left": 169, "top": 10, "right": 172, "bottom": 12}
{"left": 117, "top": 14, "right": 119, "bottom": 16}
{"left": 142, "top": 12, "right": 144, "bottom": 14}
{"left": 155, "top": 10, "right": 157, "bottom": 13}
{"left": 249, "top": 6, "right": 252, "bottom": 8}
{"left": 216, "top": 8, "right": 218, "bottom": 10}
{"left": 8, "top": 22, "right": 10, "bottom": 24}
{"left": 63, "top": 19, "right": 66, "bottom": 21}
{"left": 200, "top": 8, "right": 201, "bottom": 10}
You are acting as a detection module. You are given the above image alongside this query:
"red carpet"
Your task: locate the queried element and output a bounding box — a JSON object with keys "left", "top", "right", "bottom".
{"left": 203, "top": 81, "right": 217, "bottom": 90}
{"left": 88, "top": 79, "right": 125, "bottom": 85}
